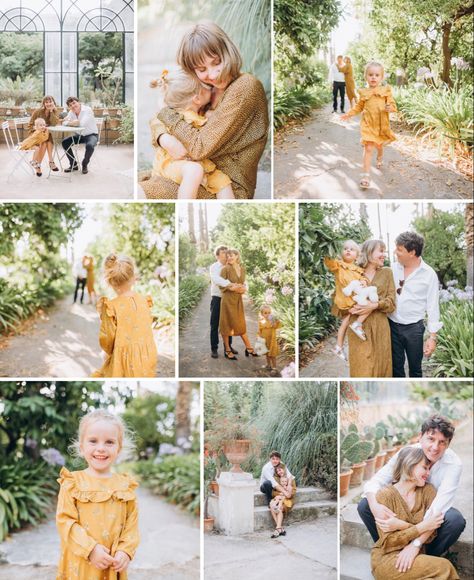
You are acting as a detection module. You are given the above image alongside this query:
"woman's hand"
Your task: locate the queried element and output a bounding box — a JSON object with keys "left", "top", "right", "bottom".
{"left": 419, "top": 512, "right": 444, "bottom": 533}
{"left": 159, "top": 133, "right": 188, "bottom": 160}
{"left": 112, "top": 550, "right": 131, "bottom": 572}
{"left": 375, "top": 516, "right": 405, "bottom": 532}
{"left": 89, "top": 544, "right": 115, "bottom": 570}
{"left": 349, "top": 302, "right": 379, "bottom": 315}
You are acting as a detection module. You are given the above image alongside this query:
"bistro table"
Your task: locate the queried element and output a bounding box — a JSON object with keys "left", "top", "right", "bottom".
{"left": 47, "top": 125, "right": 86, "bottom": 180}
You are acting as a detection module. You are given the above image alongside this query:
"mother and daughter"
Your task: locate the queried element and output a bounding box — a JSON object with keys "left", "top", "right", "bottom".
{"left": 142, "top": 21, "right": 269, "bottom": 199}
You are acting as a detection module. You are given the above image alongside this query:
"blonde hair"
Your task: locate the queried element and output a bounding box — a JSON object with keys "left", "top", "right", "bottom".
{"left": 34, "top": 117, "right": 46, "bottom": 128}
{"left": 103, "top": 253, "right": 135, "bottom": 289}
{"left": 260, "top": 304, "right": 272, "bottom": 315}
{"left": 392, "top": 447, "right": 429, "bottom": 483}
{"left": 364, "top": 61, "right": 385, "bottom": 80}
{"left": 357, "top": 239, "right": 386, "bottom": 268}
{"left": 70, "top": 409, "right": 135, "bottom": 462}
{"left": 342, "top": 239, "right": 360, "bottom": 257}
{"left": 226, "top": 248, "right": 241, "bottom": 263}
{"left": 150, "top": 68, "right": 203, "bottom": 110}
{"left": 177, "top": 21, "right": 242, "bottom": 85}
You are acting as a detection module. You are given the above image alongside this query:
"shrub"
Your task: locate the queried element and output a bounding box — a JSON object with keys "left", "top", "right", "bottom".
{"left": 132, "top": 455, "right": 200, "bottom": 515}
{"left": 179, "top": 275, "right": 208, "bottom": 324}
{"left": 114, "top": 105, "right": 134, "bottom": 144}
{"left": 274, "top": 85, "right": 330, "bottom": 130}
{"left": 0, "top": 75, "right": 42, "bottom": 106}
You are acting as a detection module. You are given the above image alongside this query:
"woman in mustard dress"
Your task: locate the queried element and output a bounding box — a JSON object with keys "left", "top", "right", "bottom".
{"left": 347, "top": 239, "right": 396, "bottom": 378}
{"left": 219, "top": 248, "right": 258, "bottom": 361}
{"left": 270, "top": 464, "right": 296, "bottom": 538}
{"left": 341, "top": 61, "right": 397, "bottom": 189}
{"left": 371, "top": 447, "right": 458, "bottom": 580}
{"left": 82, "top": 255, "right": 96, "bottom": 305}
{"left": 92, "top": 254, "right": 158, "bottom": 378}
{"left": 338, "top": 56, "right": 358, "bottom": 108}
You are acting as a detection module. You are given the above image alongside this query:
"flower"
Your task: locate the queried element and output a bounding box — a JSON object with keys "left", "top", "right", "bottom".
{"left": 451, "top": 57, "right": 470, "bottom": 71}
{"left": 446, "top": 279, "right": 458, "bottom": 287}
{"left": 154, "top": 265, "right": 170, "bottom": 279}
{"left": 40, "top": 447, "right": 65, "bottom": 466}
{"left": 25, "top": 437, "right": 38, "bottom": 449}
{"left": 281, "top": 285, "right": 293, "bottom": 296}
{"left": 264, "top": 289, "right": 275, "bottom": 304}
{"left": 280, "top": 362, "right": 295, "bottom": 378}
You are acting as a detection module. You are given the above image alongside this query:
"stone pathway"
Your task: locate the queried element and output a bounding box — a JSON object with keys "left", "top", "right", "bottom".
{"left": 0, "top": 488, "right": 199, "bottom": 580}
{"left": 205, "top": 516, "right": 337, "bottom": 579}
{"left": 274, "top": 104, "right": 472, "bottom": 199}
{"left": 0, "top": 296, "right": 174, "bottom": 378}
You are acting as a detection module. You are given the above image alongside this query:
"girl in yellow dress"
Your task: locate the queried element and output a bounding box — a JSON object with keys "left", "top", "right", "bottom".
{"left": 324, "top": 240, "right": 373, "bottom": 361}
{"left": 19, "top": 117, "right": 50, "bottom": 176}
{"left": 270, "top": 464, "right": 296, "bottom": 538}
{"left": 341, "top": 61, "right": 397, "bottom": 189}
{"left": 92, "top": 253, "right": 158, "bottom": 378}
{"left": 151, "top": 68, "right": 235, "bottom": 200}
{"left": 257, "top": 304, "right": 281, "bottom": 374}
{"left": 56, "top": 410, "right": 139, "bottom": 580}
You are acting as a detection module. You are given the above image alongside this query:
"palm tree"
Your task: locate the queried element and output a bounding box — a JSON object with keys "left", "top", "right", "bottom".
{"left": 175, "top": 381, "right": 193, "bottom": 453}
{"left": 465, "top": 203, "right": 473, "bottom": 287}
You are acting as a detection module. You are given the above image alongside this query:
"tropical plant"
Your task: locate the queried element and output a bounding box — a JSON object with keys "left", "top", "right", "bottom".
{"left": 340, "top": 424, "right": 374, "bottom": 467}
{"left": 179, "top": 275, "right": 208, "bottom": 324}
{"left": 114, "top": 105, "right": 134, "bottom": 144}
{"left": 0, "top": 75, "right": 43, "bottom": 106}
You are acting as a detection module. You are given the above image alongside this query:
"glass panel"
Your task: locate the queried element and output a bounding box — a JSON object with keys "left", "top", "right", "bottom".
{"left": 45, "top": 32, "right": 61, "bottom": 72}
{"left": 125, "top": 73, "right": 133, "bottom": 105}
{"left": 62, "top": 73, "right": 77, "bottom": 104}
{"left": 125, "top": 33, "right": 133, "bottom": 73}
{"left": 45, "top": 72, "right": 61, "bottom": 104}
{"left": 62, "top": 32, "right": 77, "bottom": 72}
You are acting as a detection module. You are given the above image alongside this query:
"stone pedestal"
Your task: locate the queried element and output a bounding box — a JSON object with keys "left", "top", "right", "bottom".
{"left": 217, "top": 471, "right": 256, "bottom": 536}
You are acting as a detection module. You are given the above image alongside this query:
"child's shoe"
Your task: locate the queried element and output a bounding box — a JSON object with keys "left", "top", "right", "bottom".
{"left": 349, "top": 322, "right": 367, "bottom": 341}
{"left": 333, "top": 345, "right": 347, "bottom": 361}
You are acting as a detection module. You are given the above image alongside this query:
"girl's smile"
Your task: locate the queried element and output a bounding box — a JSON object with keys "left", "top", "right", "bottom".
{"left": 80, "top": 420, "right": 121, "bottom": 477}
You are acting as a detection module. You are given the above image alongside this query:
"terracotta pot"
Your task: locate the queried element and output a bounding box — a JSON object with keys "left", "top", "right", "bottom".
{"left": 209, "top": 481, "right": 219, "bottom": 496}
{"left": 385, "top": 448, "right": 397, "bottom": 463}
{"left": 363, "top": 457, "right": 376, "bottom": 480}
{"left": 222, "top": 439, "right": 251, "bottom": 473}
{"left": 339, "top": 469, "right": 353, "bottom": 497}
{"left": 349, "top": 462, "right": 366, "bottom": 487}
{"left": 375, "top": 452, "right": 386, "bottom": 471}
{"left": 203, "top": 517, "right": 214, "bottom": 533}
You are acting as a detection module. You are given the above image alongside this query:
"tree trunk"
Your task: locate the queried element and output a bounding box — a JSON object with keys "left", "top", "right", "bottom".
{"left": 198, "top": 205, "right": 206, "bottom": 251}
{"left": 441, "top": 21, "right": 452, "bottom": 86}
{"left": 188, "top": 204, "right": 196, "bottom": 244}
{"left": 175, "top": 382, "right": 193, "bottom": 453}
{"left": 465, "top": 203, "right": 474, "bottom": 288}
{"left": 203, "top": 205, "right": 209, "bottom": 250}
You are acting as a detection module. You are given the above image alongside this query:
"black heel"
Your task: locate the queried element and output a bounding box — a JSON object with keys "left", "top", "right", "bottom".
{"left": 225, "top": 350, "right": 238, "bottom": 360}
{"left": 245, "top": 348, "right": 258, "bottom": 357}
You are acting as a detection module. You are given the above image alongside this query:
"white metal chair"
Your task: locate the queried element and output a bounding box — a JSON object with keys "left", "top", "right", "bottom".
{"left": 2, "top": 120, "right": 35, "bottom": 181}
{"left": 13, "top": 116, "right": 31, "bottom": 145}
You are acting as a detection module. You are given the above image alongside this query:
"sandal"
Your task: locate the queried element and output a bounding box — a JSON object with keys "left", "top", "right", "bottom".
{"left": 376, "top": 157, "right": 383, "bottom": 169}
{"left": 280, "top": 528, "right": 287, "bottom": 536}
{"left": 349, "top": 322, "right": 367, "bottom": 341}
{"left": 245, "top": 348, "right": 258, "bottom": 357}
{"left": 49, "top": 161, "right": 59, "bottom": 172}
{"left": 224, "top": 350, "right": 237, "bottom": 360}
{"left": 333, "top": 345, "right": 347, "bottom": 361}
{"left": 359, "top": 173, "right": 370, "bottom": 189}
{"left": 271, "top": 528, "right": 283, "bottom": 538}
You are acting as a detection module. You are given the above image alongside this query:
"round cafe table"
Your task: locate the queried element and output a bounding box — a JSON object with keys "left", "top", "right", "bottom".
{"left": 47, "top": 125, "right": 86, "bottom": 179}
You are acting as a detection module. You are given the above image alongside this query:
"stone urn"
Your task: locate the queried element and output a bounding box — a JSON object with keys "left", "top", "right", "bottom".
{"left": 222, "top": 439, "right": 251, "bottom": 473}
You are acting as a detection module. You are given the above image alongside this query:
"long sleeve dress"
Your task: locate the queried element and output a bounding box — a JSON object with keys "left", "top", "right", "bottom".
{"left": 142, "top": 73, "right": 269, "bottom": 200}
{"left": 82, "top": 258, "right": 95, "bottom": 294}
{"left": 324, "top": 256, "right": 366, "bottom": 317}
{"left": 56, "top": 468, "right": 139, "bottom": 580}
{"left": 258, "top": 317, "right": 281, "bottom": 357}
{"left": 338, "top": 63, "right": 357, "bottom": 103}
{"left": 348, "top": 267, "right": 396, "bottom": 377}
{"left": 371, "top": 485, "right": 459, "bottom": 580}
{"left": 219, "top": 264, "right": 247, "bottom": 336}
{"left": 345, "top": 85, "right": 397, "bottom": 145}
{"left": 28, "top": 107, "right": 59, "bottom": 144}
{"left": 92, "top": 293, "right": 158, "bottom": 378}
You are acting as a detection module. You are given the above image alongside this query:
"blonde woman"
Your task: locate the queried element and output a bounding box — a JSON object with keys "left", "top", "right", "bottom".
{"left": 82, "top": 255, "right": 96, "bottom": 305}
{"left": 338, "top": 56, "right": 358, "bottom": 109}
{"left": 219, "top": 249, "right": 257, "bottom": 360}
{"left": 144, "top": 21, "right": 269, "bottom": 200}
{"left": 347, "top": 239, "right": 396, "bottom": 377}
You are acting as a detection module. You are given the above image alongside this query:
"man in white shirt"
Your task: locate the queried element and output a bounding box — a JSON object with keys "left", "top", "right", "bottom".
{"left": 389, "top": 231, "right": 442, "bottom": 377}
{"left": 62, "top": 96, "right": 99, "bottom": 174}
{"left": 358, "top": 415, "right": 465, "bottom": 571}
{"left": 209, "top": 245, "right": 245, "bottom": 358}
{"left": 259, "top": 450, "right": 294, "bottom": 507}
{"left": 72, "top": 256, "right": 87, "bottom": 304}
{"left": 328, "top": 55, "right": 346, "bottom": 113}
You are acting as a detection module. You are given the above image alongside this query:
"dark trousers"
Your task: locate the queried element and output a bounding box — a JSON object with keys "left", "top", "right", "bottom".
{"left": 73, "top": 277, "right": 86, "bottom": 303}
{"left": 62, "top": 133, "right": 98, "bottom": 167}
{"left": 389, "top": 319, "right": 425, "bottom": 378}
{"left": 333, "top": 81, "right": 346, "bottom": 112}
{"left": 357, "top": 498, "right": 466, "bottom": 555}
{"left": 210, "top": 296, "right": 231, "bottom": 352}
{"left": 260, "top": 480, "right": 273, "bottom": 506}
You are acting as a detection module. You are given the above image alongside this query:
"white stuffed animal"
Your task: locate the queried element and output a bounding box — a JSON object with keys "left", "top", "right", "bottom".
{"left": 342, "top": 280, "right": 379, "bottom": 305}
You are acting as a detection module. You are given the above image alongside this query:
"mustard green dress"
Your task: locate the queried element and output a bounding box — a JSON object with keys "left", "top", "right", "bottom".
{"left": 348, "top": 267, "right": 396, "bottom": 377}
{"left": 346, "top": 85, "right": 397, "bottom": 145}
{"left": 372, "top": 485, "right": 459, "bottom": 580}
{"left": 92, "top": 293, "right": 158, "bottom": 378}
{"left": 339, "top": 63, "right": 357, "bottom": 103}
{"left": 56, "top": 468, "right": 139, "bottom": 580}
{"left": 273, "top": 470, "right": 297, "bottom": 510}
{"left": 19, "top": 128, "right": 50, "bottom": 150}
{"left": 28, "top": 107, "right": 59, "bottom": 144}
{"left": 324, "top": 256, "right": 366, "bottom": 317}
{"left": 219, "top": 264, "right": 247, "bottom": 336}
{"left": 258, "top": 317, "right": 281, "bottom": 357}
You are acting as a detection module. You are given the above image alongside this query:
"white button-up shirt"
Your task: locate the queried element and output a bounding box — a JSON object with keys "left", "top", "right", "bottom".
{"left": 328, "top": 63, "right": 345, "bottom": 83}
{"left": 364, "top": 444, "right": 462, "bottom": 521}
{"left": 63, "top": 104, "right": 98, "bottom": 136}
{"left": 209, "top": 261, "right": 230, "bottom": 298}
{"left": 389, "top": 259, "right": 443, "bottom": 333}
{"left": 72, "top": 259, "right": 87, "bottom": 279}
{"left": 260, "top": 461, "right": 295, "bottom": 487}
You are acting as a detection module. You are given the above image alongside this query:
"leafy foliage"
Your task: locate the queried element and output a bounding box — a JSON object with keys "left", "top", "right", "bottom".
{"left": 0, "top": 33, "right": 42, "bottom": 84}
{"left": 179, "top": 275, "right": 208, "bottom": 325}
{"left": 114, "top": 105, "right": 134, "bottom": 144}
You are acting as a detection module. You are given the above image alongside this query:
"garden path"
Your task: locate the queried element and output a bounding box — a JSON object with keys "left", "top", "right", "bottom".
{"left": 179, "top": 286, "right": 292, "bottom": 377}
{"left": 205, "top": 516, "right": 337, "bottom": 579}
{"left": 0, "top": 295, "right": 174, "bottom": 378}
{"left": 300, "top": 331, "right": 434, "bottom": 377}
{"left": 274, "top": 104, "right": 472, "bottom": 199}
{"left": 0, "top": 487, "right": 199, "bottom": 580}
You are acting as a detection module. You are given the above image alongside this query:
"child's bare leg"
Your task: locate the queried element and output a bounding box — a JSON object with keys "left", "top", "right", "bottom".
{"left": 362, "top": 143, "right": 374, "bottom": 174}
{"left": 265, "top": 354, "right": 271, "bottom": 368}
{"left": 269, "top": 356, "right": 277, "bottom": 369}
{"left": 357, "top": 311, "right": 371, "bottom": 325}
{"left": 337, "top": 314, "right": 351, "bottom": 348}
{"left": 376, "top": 144, "right": 384, "bottom": 167}
{"left": 178, "top": 161, "right": 204, "bottom": 199}
{"left": 216, "top": 184, "right": 235, "bottom": 200}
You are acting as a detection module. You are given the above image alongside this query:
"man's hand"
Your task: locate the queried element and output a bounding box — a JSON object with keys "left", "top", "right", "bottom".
{"left": 423, "top": 337, "right": 437, "bottom": 357}
{"left": 395, "top": 544, "right": 420, "bottom": 572}
{"left": 159, "top": 133, "right": 187, "bottom": 159}
{"left": 65, "top": 119, "right": 80, "bottom": 127}
{"left": 89, "top": 544, "right": 115, "bottom": 570}
{"left": 370, "top": 501, "right": 396, "bottom": 521}
{"left": 375, "top": 516, "right": 405, "bottom": 533}
{"left": 112, "top": 550, "right": 131, "bottom": 573}
{"left": 349, "top": 301, "right": 379, "bottom": 316}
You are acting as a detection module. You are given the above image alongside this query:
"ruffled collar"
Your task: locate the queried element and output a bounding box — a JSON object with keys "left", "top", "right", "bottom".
{"left": 58, "top": 467, "right": 138, "bottom": 503}
{"left": 359, "top": 86, "right": 392, "bottom": 99}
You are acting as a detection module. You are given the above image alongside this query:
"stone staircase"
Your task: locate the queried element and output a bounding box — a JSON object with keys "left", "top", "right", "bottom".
{"left": 340, "top": 503, "right": 473, "bottom": 580}
{"left": 253, "top": 485, "right": 336, "bottom": 531}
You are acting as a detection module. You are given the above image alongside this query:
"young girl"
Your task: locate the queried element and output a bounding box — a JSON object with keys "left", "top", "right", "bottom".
{"left": 56, "top": 410, "right": 139, "bottom": 579}
{"left": 92, "top": 253, "right": 158, "bottom": 378}
{"left": 257, "top": 304, "right": 281, "bottom": 374}
{"left": 324, "top": 240, "right": 372, "bottom": 361}
{"left": 269, "top": 473, "right": 294, "bottom": 513}
{"left": 150, "top": 68, "right": 235, "bottom": 200}
{"left": 341, "top": 61, "right": 397, "bottom": 189}
{"left": 19, "top": 117, "right": 50, "bottom": 176}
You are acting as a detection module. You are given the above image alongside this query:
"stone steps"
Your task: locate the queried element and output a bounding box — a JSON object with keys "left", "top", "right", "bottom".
{"left": 341, "top": 503, "right": 473, "bottom": 577}
{"left": 254, "top": 499, "right": 337, "bottom": 531}
{"left": 253, "top": 485, "right": 332, "bottom": 507}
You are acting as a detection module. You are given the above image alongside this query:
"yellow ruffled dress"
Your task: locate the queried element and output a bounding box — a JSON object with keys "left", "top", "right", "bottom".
{"left": 92, "top": 292, "right": 158, "bottom": 378}
{"left": 19, "top": 128, "right": 50, "bottom": 150}
{"left": 152, "top": 109, "right": 231, "bottom": 195}
{"left": 258, "top": 317, "right": 282, "bottom": 357}
{"left": 346, "top": 85, "right": 397, "bottom": 145}
{"left": 324, "top": 257, "right": 366, "bottom": 317}
{"left": 56, "top": 468, "right": 139, "bottom": 580}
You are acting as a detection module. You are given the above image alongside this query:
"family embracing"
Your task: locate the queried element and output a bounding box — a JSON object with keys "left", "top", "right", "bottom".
{"left": 325, "top": 231, "right": 441, "bottom": 378}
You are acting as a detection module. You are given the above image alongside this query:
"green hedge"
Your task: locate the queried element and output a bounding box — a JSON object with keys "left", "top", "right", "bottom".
{"left": 179, "top": 275, "right": 208, "bottom": 326}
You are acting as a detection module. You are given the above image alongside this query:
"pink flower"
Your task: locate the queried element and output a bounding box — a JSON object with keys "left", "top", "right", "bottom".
{"left": 281, "top": 285, "right": 293, "bottom": 296}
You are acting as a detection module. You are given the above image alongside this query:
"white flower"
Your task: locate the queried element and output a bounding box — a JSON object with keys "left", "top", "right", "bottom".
{"left": 281, "top": 285, "right": 293, "bottom": 296}
{"left": 280, "top": 362, "right": 296, "bottom": 378}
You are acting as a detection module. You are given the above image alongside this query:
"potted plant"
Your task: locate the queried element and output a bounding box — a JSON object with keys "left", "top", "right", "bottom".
{"left": 339, "top": 431, "right": 353, "bottom": 497}
{"left": 363, "top": 424, "right": 384, "bottom": 480}
{"left": 340, "top": 425, "right": 374, "bottom": 492}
